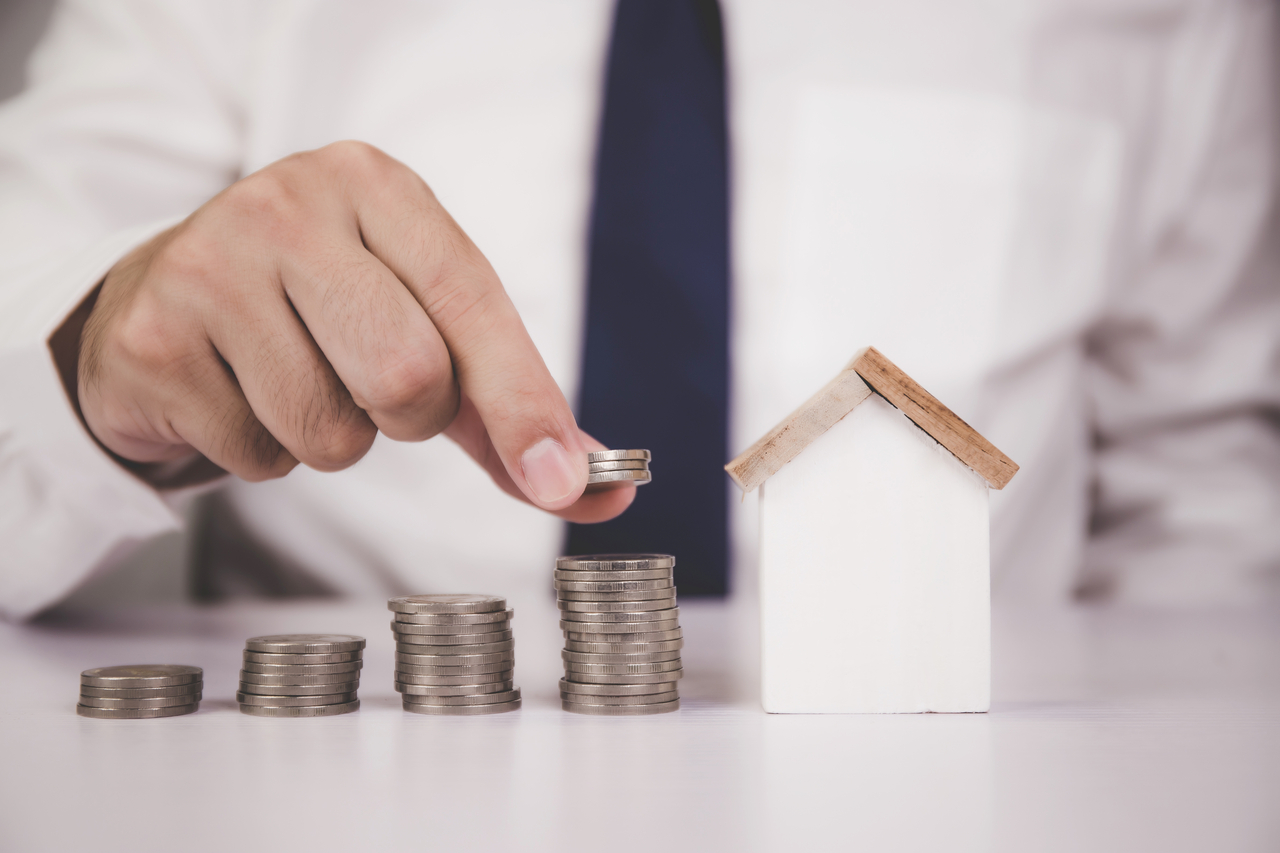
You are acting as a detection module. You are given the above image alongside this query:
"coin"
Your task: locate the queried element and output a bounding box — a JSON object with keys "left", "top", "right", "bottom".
{"left": 587, "top": 459, "right": 649, "bottom": 471}
{"left": 566, "top": 628, "right": 683, "bottom": 643}
{"left": 562, "top": 699, "right": 679, "bottom": 715}
{"left": 559, "top": 678, "right": 678, "bottom": 696}
{"left": 243, "top": 650, "right": 362, "bottom": 664}
{"left": 560, "top": 608, "right": 679, "bottom": 624}
{"left": 77, "top": 703, "right": 198, "bottom": 719}
{"left": 558, "top": 573, "right": 680, "bottom": 589}
{"left": 561, "top": 690, "right": 681, "bottom": 705}
{"left": 588, "top": 466, "right": 650, "bottom": 479}
{"left": 389, "top": 617, "right": 514, "bottom": 630}
{"left": 238, "top": 669, "right": 361, "bottom": 686}
{"left": 558, "top": 587, "right": 675, "bottom": 601}
{"left": 78, "top": 683, "right": 203, "bottom": 699}
{"left": 564, "top": 660, "right": 683, "bottom": 675}
{"left": 587, "top": 469, "right": 651, "bottom": 483}
{"left": 237, "top": 680, "right": 360, "bottom": 696}
{"left": 562, "top": 650, "right": 682, "bottom": 664}
{"left": 586, "top": 450, "right": 651, "bottom": 462}
{"left": 402, "top": 689, "right": 522, "bottom": 706}
{"left": 80, "top": 665, "right": 202, "bottom": 689}
{"left": 395, "top": 670, "right": 512, "bottom": 686}
{"left": 387, "top": 594, "right": 507, "bottom": 615}
{"left": 239, "top": 700, "right": 360, "bottom": 717}
{"left": 560, "top": 578, "right": 680, "bottom": 591}
{"left": 392, "top": 609, "right": 514, "bottom": 625}
{"left": 554, "top": 569, "right": 672, "bottom": 582}
{"left": 396, "top": 680, "right": 515, "bottom": 696}
{"left": 564, "top": 639, "right": 684, "bottom": 654}
{"left": 78, "top": 693, "right": 202, "bottom": 709}
{"left": 236, "top": 691, "right": 359, "bottom": 706}
{"left": 394, "top": 640, "right": 514, "bottom": 656}
{"left": 392, "top": 630, "right": 512, "bottom": 645}
{"left": 556, "top": 554, "right": 676, "bottom": 571}
{"left": 241, "top": 660, "right": 362, "bottom": 675}
{"left": 558, "top": 598, "right": 675, "bottom": 613}
{"left": 402, "top": 699, "right": 521, "bottom": 715}
{"left": 561, "top": 619, "right": 679, "bottom": 634}
{"left": 586, "top": 479, "right": 634, "bottom": 491}
{"left": 563, "top": 670, "right": 683, "bottom": 684}
{"left": 395, "top": 661, "right": 513, "bottom": 676}
{"left": 244, "top": 634, "right": 366, "bottom": 654}
{"left": 394, "top": 651, "right": 514, "bottom": 666}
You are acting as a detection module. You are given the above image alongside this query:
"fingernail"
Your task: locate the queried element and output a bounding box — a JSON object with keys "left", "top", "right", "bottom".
{"left": 521, "top": 438, "right": 580, "bottom": 505}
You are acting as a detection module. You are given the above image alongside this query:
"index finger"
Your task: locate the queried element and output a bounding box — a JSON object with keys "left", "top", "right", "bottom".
{"left": 334, "top": 143, "right": 588, "bottom": 510}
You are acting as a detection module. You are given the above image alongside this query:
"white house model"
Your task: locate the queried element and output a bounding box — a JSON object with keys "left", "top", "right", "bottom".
{"left": 726, "top": 347, "right": 1018, "bottom": 714}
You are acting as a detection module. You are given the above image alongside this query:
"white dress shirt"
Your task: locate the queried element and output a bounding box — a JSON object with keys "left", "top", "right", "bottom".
{"left": 1, "top": 0, "right": 1278, "bottom": 620}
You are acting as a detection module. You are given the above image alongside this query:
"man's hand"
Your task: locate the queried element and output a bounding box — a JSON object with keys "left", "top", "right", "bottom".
{"left": 70, "top": 141, "right": 631, "bottom": 523}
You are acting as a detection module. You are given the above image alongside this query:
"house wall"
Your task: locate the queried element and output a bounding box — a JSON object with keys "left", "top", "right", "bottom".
{"left": 759, "top": 394, "right": 991, "bottom": 713}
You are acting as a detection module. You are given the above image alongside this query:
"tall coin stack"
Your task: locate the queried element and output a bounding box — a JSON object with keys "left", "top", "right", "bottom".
{"left": 585, "top": 449, "right": 652, "bottom": 492}
{"left": 389, "top": 594, "right": 522, "bottom": 715}
{"left": 237, "top": 634, "right": 364, "bottom": 717}
{"left": 557, "top": 554, "right": 682, "bottom": 715}
{"left": 77, "top": 664, "right": 202, "bottom": 719}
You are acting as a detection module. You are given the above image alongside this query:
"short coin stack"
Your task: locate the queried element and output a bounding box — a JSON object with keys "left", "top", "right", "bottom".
{"left": 557, "top": 554, "right": 682, "bottom": 715}
{"left": 237, "top": 634, "right": 364, "bottom": 717}
{"left": 389, "top": 594, "right": 521, "bottom": 715}
{"left": 585, "top": 449, "right": 652, "bottom": 491}
{"left": 77, "top": 664, "right": 202, "bottom": 719}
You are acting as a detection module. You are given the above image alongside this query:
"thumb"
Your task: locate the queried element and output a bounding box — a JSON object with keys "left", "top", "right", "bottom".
{"left": 445, "top": 393, "right": 637, "bottom": 522}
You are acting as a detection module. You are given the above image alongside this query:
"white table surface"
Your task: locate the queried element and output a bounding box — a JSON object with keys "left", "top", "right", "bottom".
{"left": 1, "top": 596, "right": 1277, "bottom": 852}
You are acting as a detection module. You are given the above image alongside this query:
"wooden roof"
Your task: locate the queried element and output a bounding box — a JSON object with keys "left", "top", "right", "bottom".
{"left": 724, "top": 347, "right": 1019, "bottom": 491}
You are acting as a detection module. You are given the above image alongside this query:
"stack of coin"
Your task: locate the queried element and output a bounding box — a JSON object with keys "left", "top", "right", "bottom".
{"left": 585, "top": 449, "right": 651, "bottom": 492}
{"left": 556, "top": 554, "right": 682, "bottom": 715}
{"left": 389, "top": 594, "right": 521, "bottom": 715}
{"left": 77, "top": 664, "right": 202, "bottom": 719}
{"left": 237, "top": 634, "right": 364, "bottom": 717}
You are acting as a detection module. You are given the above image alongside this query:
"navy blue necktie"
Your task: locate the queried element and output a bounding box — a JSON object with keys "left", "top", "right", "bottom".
{"left": 565, "top": 0, "right": 730, "bottom": 596}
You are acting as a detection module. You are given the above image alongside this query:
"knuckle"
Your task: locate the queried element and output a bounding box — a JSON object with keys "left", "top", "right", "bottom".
{"left": 380, "top": 380, "right": 460, "bottom": 442}
{"left": 223, "top": 413, "right": 292, "bottom": 483}
{"left": 283, "top": 370, "right": 376, "bottom": 471}
{"left": 108, "top": 293, "right": 193, "bottom": 382}
{"left": 149, "top": 226, "right": 222, "bottom": 285}
{"left": 220, "top": 171, "right": 306, "bottom": 236}
{"left": 319, "top": 139, "right": 393, "bottom": 180}
{"left": 83, "top": 231, "right": 209, "bottom": 387}
{"left": 425, "top": 278, "right": 502, "bottom": 347}
{"left": 415, "top": 227, "right": 503, "bottom": 339}
{"left": 91, "top": 399, "right": 147, "bottom": 449}
{"left": 421, "top": 379, "right": 462, "bottom": 436}
{"left": 303, "top": 410, "right": 376, "bottom": 472}
{"left": 321, "top": 254, "right": 386, "bottom": 324}
{"left": 364, "top": 347, "right": 454, "bottom": 420}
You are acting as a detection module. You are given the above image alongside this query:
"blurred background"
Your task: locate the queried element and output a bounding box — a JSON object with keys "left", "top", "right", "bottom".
{"left": 2, "top": 0, "right": 1278, "bottom": 617}
{"left": 0, "top": 0, "right": 53, "bottom": 102}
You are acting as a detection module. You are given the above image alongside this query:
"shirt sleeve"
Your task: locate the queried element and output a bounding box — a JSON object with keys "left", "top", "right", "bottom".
{"left": 1082, "top": 1, "right": 1280, "bottom": 607}
{"left": 0, "top": 0, "right": 254, "bottom": 620}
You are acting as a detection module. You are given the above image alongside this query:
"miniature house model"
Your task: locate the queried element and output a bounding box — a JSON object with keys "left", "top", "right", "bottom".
{"left": 726, "top": 347, "right": 1018, "bottom": 714}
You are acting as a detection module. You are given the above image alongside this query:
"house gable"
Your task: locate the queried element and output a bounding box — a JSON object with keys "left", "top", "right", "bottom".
{"left": 726, "top": 346, "right": 1019, "bottom": 491}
